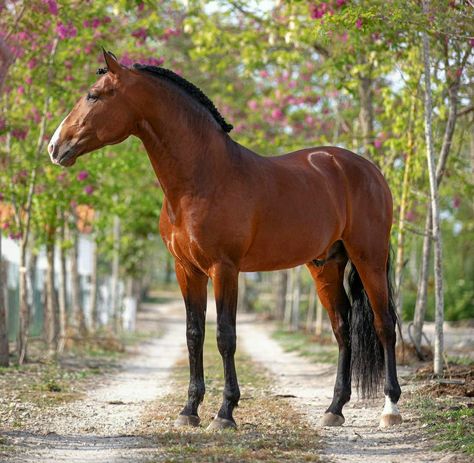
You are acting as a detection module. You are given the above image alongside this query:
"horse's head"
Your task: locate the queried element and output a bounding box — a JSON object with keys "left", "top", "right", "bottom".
{"left": 48, "top": 50, "right": 139, "bottom": 167}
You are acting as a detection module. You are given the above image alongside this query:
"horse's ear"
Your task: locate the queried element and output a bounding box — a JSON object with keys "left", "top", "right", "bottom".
{"left": 102, "top": 48, "right": 122, "bottom": 75}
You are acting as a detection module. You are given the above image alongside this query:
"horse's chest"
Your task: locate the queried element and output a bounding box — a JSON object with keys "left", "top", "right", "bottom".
{"left": 160, "top": 213, "right": 212, "bottom": 273}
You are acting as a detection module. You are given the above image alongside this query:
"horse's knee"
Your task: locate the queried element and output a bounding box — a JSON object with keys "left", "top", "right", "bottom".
{"left": 186, "top": 325, "right": 204, "bottom": 349}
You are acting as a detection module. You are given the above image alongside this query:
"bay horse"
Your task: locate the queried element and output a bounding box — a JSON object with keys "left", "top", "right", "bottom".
{"left": 48, "top": 51, "right": 402, "bottom": 430}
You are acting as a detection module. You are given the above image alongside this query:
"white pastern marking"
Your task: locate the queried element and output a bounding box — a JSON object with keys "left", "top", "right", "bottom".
{"left": 382, "top": 395, "right": 400, "bottom": 415}
{"left": 48, "top": 114, "right": 69, "bottom": 160}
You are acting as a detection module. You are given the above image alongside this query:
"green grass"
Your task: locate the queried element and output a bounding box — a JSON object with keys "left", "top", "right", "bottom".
{"left": 271, "top": 328, "right": 338, "bottom": 364}
{"left": 141, "top": 323, "right": 324, "bottom": 462}
{"left": 408, "top": 396, "right": 474, "bottom": 455}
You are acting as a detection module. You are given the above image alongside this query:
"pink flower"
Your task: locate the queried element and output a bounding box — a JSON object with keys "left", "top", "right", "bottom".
{"left": 84, "top": 185, "right": 94, "bottom": 195}
{"left": 405, "top": 210, "right": 416, "bottom": 222}
{"left": 103, "top": 16, "right": 111, "bottom": 24}
{"left": 24, "top": 76, "right": 32, "bottom": 85}
{"left": 137, "top": 2, "right": 145, "bottom": 12}
{"left": 259, "top": 70, "right": 269, "bottom": 78}
{"left": 43, "top": 0, "right": 58, "bottom": 16}
{"left": 77, "top": 170, "right": 89, "bottom": 181}
{"left": 305, "top": 115, "right": 314, "bottom": 125}
{"left": 70, "top": 200, "right": 78, "bottom": 208}
{"left": 340, "top": 31, "right": 348, "bottom": 42}
{"left": 355, "top": 18, "right": 363, "bottom": 29}
{"left": 132, "top": 27, "right": 148, "bottom": 42}
{"left": 1, "top": 222, "right": 8, "bottom": 230}
{"left": 120, "top": 55, "right": 133, "bottom": 67}
{"left": 452, "top": 196, "right": 461, "bottom": 209}
{"left": 336, "top": 0, "right": 346, "bottom": 6}
{"left": 83, "top": 20, "right": 90, "bottom": 28}
{"left": 374, "top": 139, "right": 383, "bottom": 149}
{"left": 248, "top": 100, "right": 258, "bottom": 110}
{"left": 147, "top": 56, "right": 164, "bottom": 67}
{"left": 92, "top": 18, "right": 101, "bottom": 28}
{"left": 56, "top": 21, "right": 77, "bottom": 40}
{"left": 271, "top": 108, "right": 284, "bottom": 120}
{"left": 470, "top": 38, "right": 474, "bottom": 47}
{"left": 27, "top": 58, "right": 37, "bottom": 70}
{"left": 11, "top": 128, "right": 28, "bottom": 140}
{"left": 17, "top": 85, "right": 25, "bottom": 95}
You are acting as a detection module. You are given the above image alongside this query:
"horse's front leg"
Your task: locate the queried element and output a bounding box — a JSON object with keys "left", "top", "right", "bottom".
{"left": 207, "top": 262, "right": 240, "bottom": 431}
{"left": 174, "top": 261, "right": 208, "bottom": 427}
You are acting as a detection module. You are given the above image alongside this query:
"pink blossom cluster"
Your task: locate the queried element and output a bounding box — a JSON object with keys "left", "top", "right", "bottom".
{"left": 83, "top": 17, "right": 111, "bottom": 29}
{"left": 309, "top": 0, "right": 347, "bottom": 20}
{"left": 43, "top": 0, "right": 58, "bottom": 16}
{"left": 132, "top": 27, "right": 148, "bottom": 43}
{"left": 11, "top": 128, "right": 28, "bottom": 140}
{"left": 56, "top": 21, "right": 77, "bottom": 40}
{"left": 77, "top": 170, "right": 89, "bottom": 181}
{"left": 84, "top": 185, "right": 94, "bottom": 195}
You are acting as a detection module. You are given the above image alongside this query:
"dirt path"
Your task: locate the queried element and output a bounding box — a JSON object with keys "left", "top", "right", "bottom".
{"left": 4, "top": 300, "right": 187, "bottom": 463}
{"left": 238, "top": 317, "right": 448, "bottom": 463}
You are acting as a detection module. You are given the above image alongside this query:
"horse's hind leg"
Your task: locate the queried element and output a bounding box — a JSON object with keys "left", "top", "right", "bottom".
{"left": 174, "top": 261, "right": 208, "bottom": 427}
{"left": 307, "top": 244, "right": 351, "bottom": 426}
{"left": 344, "top": 242, "right": 402, "bottom": 428}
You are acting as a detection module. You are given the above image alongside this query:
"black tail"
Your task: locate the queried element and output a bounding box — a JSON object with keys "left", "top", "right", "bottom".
{"left": 347, "top": 255, "right": 397, "bottom": 399}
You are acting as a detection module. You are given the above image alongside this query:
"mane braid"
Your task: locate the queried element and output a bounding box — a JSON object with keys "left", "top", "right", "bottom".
{"left": 133, "top": 64, "right": 233, "bottom": 133}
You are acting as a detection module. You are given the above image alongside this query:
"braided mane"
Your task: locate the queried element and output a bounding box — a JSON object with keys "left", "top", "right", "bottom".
{"left": 96, "top": 64, "right": 233, "bottom": 133}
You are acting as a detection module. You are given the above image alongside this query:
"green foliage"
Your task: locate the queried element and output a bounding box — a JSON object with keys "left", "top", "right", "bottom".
{"left": 0, "top": 0, "right": 473, "bottom": 321}
{"left": 409, "top": 396, "right": 474, "bottom": 455}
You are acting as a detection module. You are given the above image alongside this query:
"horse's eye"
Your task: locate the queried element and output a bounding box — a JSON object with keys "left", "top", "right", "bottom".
{"left": 86, "top": 92, "right": 99, "bottom": 102}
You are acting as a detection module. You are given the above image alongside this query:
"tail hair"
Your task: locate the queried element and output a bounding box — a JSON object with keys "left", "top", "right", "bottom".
{"left": 347, "top": 255, "right": 397, "bottom": 399}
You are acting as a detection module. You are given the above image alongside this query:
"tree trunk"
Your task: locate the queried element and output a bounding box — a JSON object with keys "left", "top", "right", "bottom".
{"left": 237, "top": 272, "right": 248, "bottom": 313}
{"left": 284, "top": 269, "right": 294, "bottom": 326}
{"left": 57, "top": 227, "right": 68, "bottom": 354}
{"left": 395, "top": 98, "right": 416, "bottom": 318}
{"left": 111, "top": 215, "right": 121, "bottom": 333}
{"left": 274, "top": 271, "right": 287, "bottom": 320}
{"left": 315, "top": 295, "right": 324, "bottom": 336}
{"left": 413, "top": 211, "right": 432, "bottom": 349}
{"left": 70, "top": 229, "right": 86, "bottom": 337}
{"left": 0, "top": 233, "right": 9, "bottom": 366}
{"left": 291, "top": 265, "right": 302, "bottom": 331}
{"left": 45, "top": 241, "right": 58, "bottom": 356}
{"left": 306, "top": 284, "right": 316, "bottom": 331}
{"left": 90, "top": 237, "right": 99, "bottom": 331}
{"left": 421, "top": 14, "right": 444, "bottom": 375}
{"left": 17, "top": 239, "right": 29, "bottom": 364}
{"left": 413, "top": 34, "right": 466, "bottom": 353}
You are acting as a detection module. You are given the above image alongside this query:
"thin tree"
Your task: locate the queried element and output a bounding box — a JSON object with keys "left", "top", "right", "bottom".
{"left": 421, "top": 2, "right": 444, "bottom": 375}
{"left": 0, "top": 232, "right": 9, "bottom": 366}
{"left": 413, "top": 39, "right": 471, "bottom": 350}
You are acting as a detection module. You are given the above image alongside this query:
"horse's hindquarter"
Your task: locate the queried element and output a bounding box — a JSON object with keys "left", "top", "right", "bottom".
{"left": 239, "top": 148, "right": 348, "bottom": 271}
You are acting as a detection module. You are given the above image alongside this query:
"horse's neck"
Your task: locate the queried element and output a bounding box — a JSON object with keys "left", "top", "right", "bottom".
{"left": 136, "top": 106, "right": 234, "bottom": 212}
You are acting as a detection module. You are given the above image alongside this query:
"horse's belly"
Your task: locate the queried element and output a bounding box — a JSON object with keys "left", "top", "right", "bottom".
{"left": 239, "top": 214, "right": 339, "bottom": 272}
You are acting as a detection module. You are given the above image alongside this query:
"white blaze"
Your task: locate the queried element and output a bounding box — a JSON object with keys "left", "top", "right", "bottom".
{"left": 48, "top": 114, "right": 69, "bottom": 161}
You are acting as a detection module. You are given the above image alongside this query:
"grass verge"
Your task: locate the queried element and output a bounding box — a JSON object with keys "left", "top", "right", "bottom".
{"left": 271, "top": 328, "right": 338, "bottom": 364}
{"left": 141, "top": 323, "right": 324, "bottom": 462}
{"left": 407, "top": 395, "right": 473, "bottom": 455}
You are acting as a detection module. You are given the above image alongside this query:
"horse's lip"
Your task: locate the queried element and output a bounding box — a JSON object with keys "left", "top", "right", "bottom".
{"left": 57, "top": 148, "right": 77, "bottom": 166}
